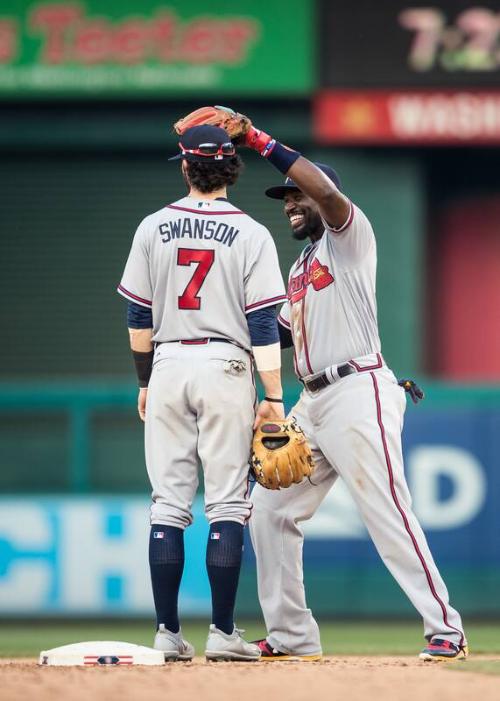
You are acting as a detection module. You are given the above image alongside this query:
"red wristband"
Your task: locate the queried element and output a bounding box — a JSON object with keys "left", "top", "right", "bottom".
{"left": 245, "top": 126, "right": 274, "bottom": 154}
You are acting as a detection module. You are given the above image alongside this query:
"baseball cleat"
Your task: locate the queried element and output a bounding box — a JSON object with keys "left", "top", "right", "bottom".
{"left": 205, "top": 625, "right": 261, "bottom": 661}
{"left": 253, "top": 639, "right": 322, "bottom": 662}
{"left": 153, "top": 624, "right": 195, "bottom": 661}
{"left": 419, "top": 638, "right": 468, "bottom": 662}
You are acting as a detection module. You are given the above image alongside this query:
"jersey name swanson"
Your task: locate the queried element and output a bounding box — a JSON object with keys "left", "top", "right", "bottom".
{"left": 159, "top": 217, "right": 240, "bottom": 247}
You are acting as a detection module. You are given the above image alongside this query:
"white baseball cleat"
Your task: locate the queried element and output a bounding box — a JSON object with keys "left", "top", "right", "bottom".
{"left": 205, "top": 625, "right": 261, "bottom": 662}
{"left": 153, "top": 624, "right": 195, "bottom": 661}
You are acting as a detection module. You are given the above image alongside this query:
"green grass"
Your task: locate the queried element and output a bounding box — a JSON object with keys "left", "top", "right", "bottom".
{"left": 449, "top": 660, "right": 500, "bottom": 676}
{"left": 1, "top": 621, "right": 499, "bottom": 658}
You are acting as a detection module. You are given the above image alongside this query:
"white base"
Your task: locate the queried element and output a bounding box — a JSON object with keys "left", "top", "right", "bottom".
{"left": 39, "top": 640, "right": 165, "bottom": 666}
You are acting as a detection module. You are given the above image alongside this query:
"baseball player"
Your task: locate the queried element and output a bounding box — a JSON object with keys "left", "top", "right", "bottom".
{"left": 214, "top": 113, "right": 467, "bottom": 662}
{"left": 117, "top": 125, "right": 287, "bottom": 661}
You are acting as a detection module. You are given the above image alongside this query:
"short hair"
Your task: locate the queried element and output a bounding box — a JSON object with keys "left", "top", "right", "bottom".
{"left": 184, "top": 155, "right": 244, "bottom": 194}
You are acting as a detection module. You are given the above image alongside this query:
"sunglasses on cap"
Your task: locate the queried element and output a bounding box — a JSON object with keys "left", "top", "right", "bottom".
{"left": 179, "top": 142, "right": 236, "bottom": 159}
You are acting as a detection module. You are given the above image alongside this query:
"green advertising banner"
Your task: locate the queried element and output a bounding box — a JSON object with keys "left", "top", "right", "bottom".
{"left": 0, "top": 0, "right": 314, "bottom": 97}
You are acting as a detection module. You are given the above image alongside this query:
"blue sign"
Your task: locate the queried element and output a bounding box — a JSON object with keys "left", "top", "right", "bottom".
{"left": 0, "top": 496, "right": 211, "bottom": 615}
{"left": 0, "top": 404, "right": 498, "bottom": 615}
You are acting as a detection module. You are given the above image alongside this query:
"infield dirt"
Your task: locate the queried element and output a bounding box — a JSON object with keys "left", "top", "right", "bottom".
{"left": 1, "top": 656, "right": 499, "bottom": 701}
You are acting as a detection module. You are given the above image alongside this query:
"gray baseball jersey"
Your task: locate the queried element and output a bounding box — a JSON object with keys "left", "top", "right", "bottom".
{"left": 118, "top": 195, "right": 286, "bottom": 530}
{"left": 278, "top": 201, "right": 381, "bottom": 377}
{"left": 118, "top": 196, "right": 286, "bottom": 349}
{"left": 250, "top": 199, "right": 466, "bottom": 655}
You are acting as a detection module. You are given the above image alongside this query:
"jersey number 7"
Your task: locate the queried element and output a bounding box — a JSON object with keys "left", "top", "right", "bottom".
{"left": 177, "top": 248, "right": 215, "bottom": 310}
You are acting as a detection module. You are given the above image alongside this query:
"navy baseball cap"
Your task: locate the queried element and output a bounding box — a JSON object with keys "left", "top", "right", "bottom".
{"left": 169, "top": 125, "right": 235, "bottom": 163}
{"left": 265, "top": 162, "right": 342, "bottom": 199}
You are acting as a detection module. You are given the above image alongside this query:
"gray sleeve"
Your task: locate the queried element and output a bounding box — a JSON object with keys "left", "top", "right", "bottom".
{"left": 322, "top": 202, "right": 375, "bottom": 268}
{"left": 244, "top": 230, "right": 287, "bottom": 314}
{"left": 117, "top": 219, "right": 153, "bottom": 308}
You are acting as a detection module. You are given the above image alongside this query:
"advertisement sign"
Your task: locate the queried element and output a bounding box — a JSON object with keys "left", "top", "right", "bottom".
{"left": 1, "top": 404, "right": 498, "bottom": 616}
{"left": 0, "top": 496, "right": 209, "bottom": 615}
{"left": 0, "top": 0, "right": 313, "bottom": 97}
{"left": 315, "top": 89, "right": 500, "bottom": 144}
{"left": 320, "top": 0, "right": 500, "bottom": 88}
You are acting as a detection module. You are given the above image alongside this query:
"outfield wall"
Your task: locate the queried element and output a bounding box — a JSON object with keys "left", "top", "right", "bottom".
{"left": 0, "top": 148, "right": 422, "bottom": 381}
{"left": 1, "top": 383, "right": 498, "bottom": 618}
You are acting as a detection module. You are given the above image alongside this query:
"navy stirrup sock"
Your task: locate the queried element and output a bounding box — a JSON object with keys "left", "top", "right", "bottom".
{"left": 149, "top": 525, "right": 184, "bottom": 633}
{"left": 206, "top": 521, "right": 244, "bottom": 635}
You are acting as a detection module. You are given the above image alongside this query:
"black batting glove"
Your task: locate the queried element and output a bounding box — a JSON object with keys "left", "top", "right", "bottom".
{"left": 398, "top": 378, "right": 425, "bottom": 405}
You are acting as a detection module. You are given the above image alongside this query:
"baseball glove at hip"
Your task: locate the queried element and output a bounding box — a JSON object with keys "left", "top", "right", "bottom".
{"left": 251, "top": 419, "right": 314, "bottom": 490}
{"left": 173, "top": 105, "right": 252, "bottom": 143}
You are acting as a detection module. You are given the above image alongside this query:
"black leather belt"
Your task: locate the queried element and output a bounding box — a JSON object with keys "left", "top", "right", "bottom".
{"left": 303, "top": 363, "right": 356, "bottom": 393}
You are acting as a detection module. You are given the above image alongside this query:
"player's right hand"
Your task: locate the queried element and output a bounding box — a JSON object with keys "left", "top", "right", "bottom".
{"left": 253, "top": 399, "right": 285, "bottom": 429}
{"left": 138, "top": 387, "right": 148, "bottom": 422}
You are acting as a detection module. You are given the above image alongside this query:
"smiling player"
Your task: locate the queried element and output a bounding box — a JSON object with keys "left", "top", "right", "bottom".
{"left": 247, "top": 136, "right": 467, "bottom": 663}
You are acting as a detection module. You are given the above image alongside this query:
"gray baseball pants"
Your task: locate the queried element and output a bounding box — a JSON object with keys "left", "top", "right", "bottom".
{"left": 146, "top": 341, "right": 254, "bottom": 528}
{"left": 250, "top": 366, "right": 466, "bottom": 654}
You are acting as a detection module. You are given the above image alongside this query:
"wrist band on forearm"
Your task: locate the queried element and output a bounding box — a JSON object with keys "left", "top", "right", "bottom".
{"left": 265, "top": 140, "right": 301, "bottom": 175}
{"left": 252, "top": 342, "right": 281, "bottom": 371}
{"left": 245, "top": 126, "right": 301, "bottom": 175}
{"left": 132, "top": 350, "right": 154, "bottom": 388}
{"left": 264, "top": 396, "right": 283, "bottom": 403}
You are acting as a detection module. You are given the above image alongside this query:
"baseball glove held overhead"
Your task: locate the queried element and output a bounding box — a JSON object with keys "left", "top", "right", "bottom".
{"left": 251, "top": 419, "right": 314, "bottom": 490}
{"left": 173, "top": 105, "right": 252, "bottom": 143}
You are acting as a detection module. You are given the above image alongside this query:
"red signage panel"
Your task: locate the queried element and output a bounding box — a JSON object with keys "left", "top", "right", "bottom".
{"left": 315, "top": 90, "right": 500, "bottom": 145}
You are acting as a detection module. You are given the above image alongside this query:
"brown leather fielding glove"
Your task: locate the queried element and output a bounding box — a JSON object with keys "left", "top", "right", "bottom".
{"left": 251, "top": 419, "right": 314, "bottom": 490}
{"left": 173, "top": 105, "right": 252, "bottom": 144}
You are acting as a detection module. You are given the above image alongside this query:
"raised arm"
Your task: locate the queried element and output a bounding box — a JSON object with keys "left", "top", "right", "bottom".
{"left": 173, "top": 106, "right": 351, "bottom": 229}
{"left": 286, "top": 157, "right": 351, "bottom": 230}
{"left": 239, "top": 115, "right": 352, "bottom": 229}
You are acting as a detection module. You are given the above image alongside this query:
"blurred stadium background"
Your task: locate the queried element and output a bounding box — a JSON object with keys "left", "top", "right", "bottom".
{"left": 0, "top": 0, "right": 499, "bottom": 651}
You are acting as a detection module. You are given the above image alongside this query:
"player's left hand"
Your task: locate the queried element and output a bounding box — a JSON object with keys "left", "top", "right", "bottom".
{"left": 138, "top": 387, "right": 148, "bottom": 421}
{"left": 253, "top": 399, "right": 285, "bottom": 430}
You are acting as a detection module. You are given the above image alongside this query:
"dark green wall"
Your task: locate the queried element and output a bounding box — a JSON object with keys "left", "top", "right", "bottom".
{"left": 0, "top": 147, "right": 423, "bottom": 379}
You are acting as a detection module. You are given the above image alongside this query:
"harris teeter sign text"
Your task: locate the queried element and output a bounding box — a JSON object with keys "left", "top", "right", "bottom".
{"left": 0, "top": 0, "right": 313, "bottom": 97}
